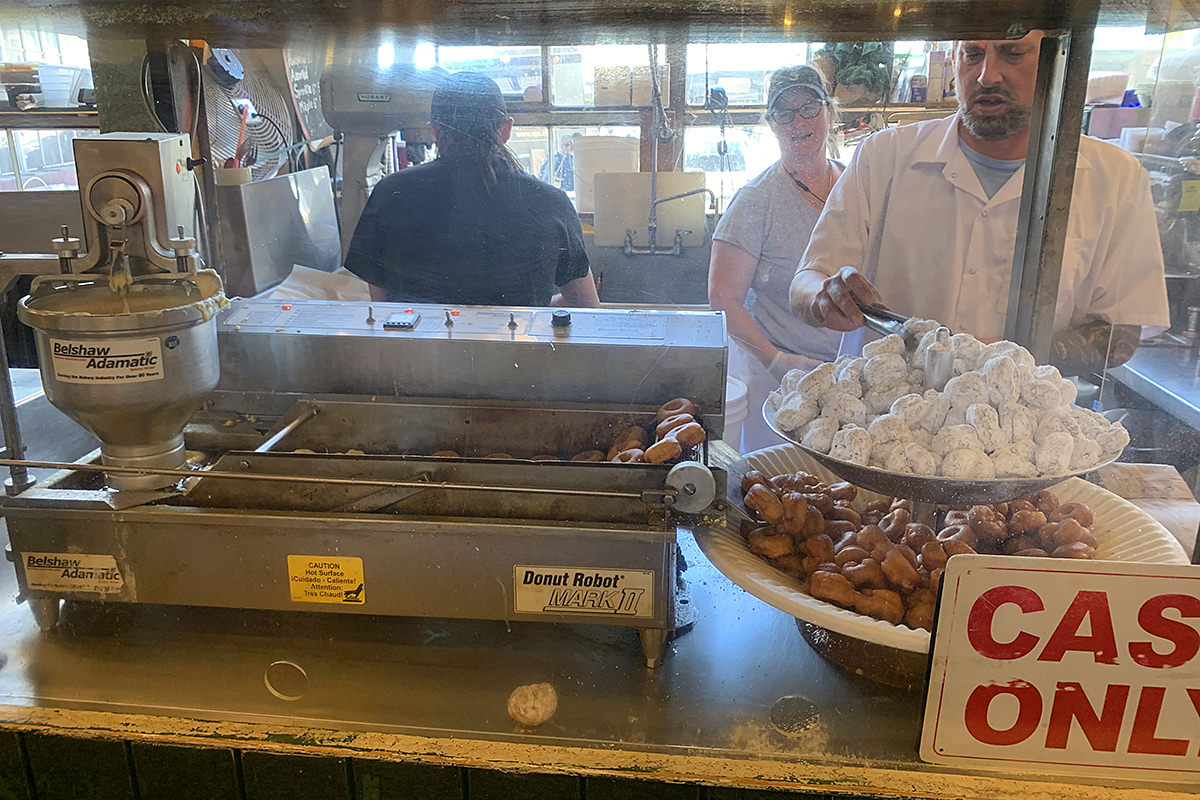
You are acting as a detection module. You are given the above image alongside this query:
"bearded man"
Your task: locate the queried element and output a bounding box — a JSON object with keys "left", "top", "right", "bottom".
{"left": 788, "top": 31, "right": 1168, "bottom": 376}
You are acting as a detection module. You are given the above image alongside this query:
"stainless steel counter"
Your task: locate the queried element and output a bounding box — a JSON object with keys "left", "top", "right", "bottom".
{"left": 1109, "top": 347, "right": 1200, "bottom": 432}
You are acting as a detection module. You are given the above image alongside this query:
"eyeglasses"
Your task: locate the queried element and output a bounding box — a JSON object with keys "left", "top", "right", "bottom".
{"left": 766, "top": 101, "right": 826, "bottom": 125}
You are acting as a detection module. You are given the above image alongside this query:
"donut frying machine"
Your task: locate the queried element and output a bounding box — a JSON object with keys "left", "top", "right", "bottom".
{"left": 0, "top": 134, "right": 729, "bottom": 668}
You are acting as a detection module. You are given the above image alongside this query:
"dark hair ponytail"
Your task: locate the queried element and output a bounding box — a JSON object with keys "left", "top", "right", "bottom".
{"left": 435, "top": 118, "right": 523, "bottom": 191}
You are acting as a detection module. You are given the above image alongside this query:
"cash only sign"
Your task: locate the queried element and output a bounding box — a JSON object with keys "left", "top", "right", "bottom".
{"left": 920, "top": 555, "right": 1199, "bottom": 783}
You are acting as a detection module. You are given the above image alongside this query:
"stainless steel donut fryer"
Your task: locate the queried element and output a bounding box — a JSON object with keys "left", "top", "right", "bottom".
{"left": 0, "top": 296, "right": 729, "bottom": 667}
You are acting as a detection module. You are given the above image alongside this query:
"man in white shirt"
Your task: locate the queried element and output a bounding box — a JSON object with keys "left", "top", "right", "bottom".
{"left": 789, "top": 31, "right": 1170, "bottom": 376}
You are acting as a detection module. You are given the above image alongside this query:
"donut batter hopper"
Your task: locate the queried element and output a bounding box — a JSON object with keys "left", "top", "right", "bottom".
{"left": 13, "top": 134, "right": 223, "bottom": 490}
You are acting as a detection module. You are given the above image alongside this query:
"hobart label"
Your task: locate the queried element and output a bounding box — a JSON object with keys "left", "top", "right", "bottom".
{"left": 287, "top": 555, "right": 365, "bottom": 605}
{"left": 50, "top": 337, "right": 163, "bottom": 384}
{"left": 513, "top": 565, "right": 654, "bottom": 618}
{"left": 921, "top": 555, "right": 1200, "bottom": 783}
{"left": 22, "top": 552, "right": 123, "bottom": 593}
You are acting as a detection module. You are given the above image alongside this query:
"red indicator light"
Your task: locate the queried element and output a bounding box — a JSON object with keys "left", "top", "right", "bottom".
{"left": 282, "top": 304, "right": 292, "bottom": 310}
{"left": 450, "top": 309, "right": 460, "bottom": 316}
{"left": 405, "top": 308, "right": 414, "bottom": 313}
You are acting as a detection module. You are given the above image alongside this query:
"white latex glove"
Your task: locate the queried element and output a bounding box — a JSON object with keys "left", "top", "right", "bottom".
{"left": 768, "top": 351, "right": 821, "bottom": 382}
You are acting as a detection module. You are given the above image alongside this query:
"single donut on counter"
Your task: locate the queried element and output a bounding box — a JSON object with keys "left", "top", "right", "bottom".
{"left": 571, "top": 450, "right": 606, "bottom": 462}
{"left": 656, "top": 397, "right": 697, "bottom": 421}
{"left": 667, "top": 421, "right": 706, "bottom": 448}
{"left": 431, "top": 450, "right": 461, "bottom": 458}
{"left": 611, "top": 448, "right": 645, "bottom": 463}
{"left": 484, "top": 453, "right": 514, "bottom": 459}
{"left": 655, "top": 413, "right": 694, "bottom": 439}
{"left": 644, "top": 438, "right": 682, "bottom": 464}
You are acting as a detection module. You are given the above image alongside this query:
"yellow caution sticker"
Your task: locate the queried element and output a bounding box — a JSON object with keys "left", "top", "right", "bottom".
{"left": 287, "top": 555, "right": 365, "bottom": 605}
{"left": 1178, "top": 180, "right": 1200, "bottom": 212}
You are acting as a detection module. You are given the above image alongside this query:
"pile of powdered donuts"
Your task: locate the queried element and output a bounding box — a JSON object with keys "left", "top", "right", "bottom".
{"left": 765, "top": 321, "right": 1129, "bottom": 479}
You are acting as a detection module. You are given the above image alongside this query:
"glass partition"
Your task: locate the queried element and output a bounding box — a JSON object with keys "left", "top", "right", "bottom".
{"left": 0, "top": 3, "right": 1194, "bottom": 798}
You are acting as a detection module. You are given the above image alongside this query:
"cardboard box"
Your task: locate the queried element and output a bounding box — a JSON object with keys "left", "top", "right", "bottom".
{"left": 630, "top": 64, "right": 669, "bottom": 107}
{"left": 593, "top": 66, "right": 631, "bottom": 107}
{"left": 1087, "top": 105, "right": 1150, "bottom": 139}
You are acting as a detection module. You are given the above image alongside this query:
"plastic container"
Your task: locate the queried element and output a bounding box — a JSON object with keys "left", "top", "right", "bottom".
{"left": 724, "top": 375, "right": 748, "bottom": 452}
{"left": 572, "top": 135, "right": 639, "bottom": 213}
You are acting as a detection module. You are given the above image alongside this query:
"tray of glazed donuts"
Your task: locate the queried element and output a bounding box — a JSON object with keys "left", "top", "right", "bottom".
{"left": 693, "top": 444, "right": 1189, "bottom": 655}
{"left": 762, "top": 321, "right": 1130, "bottom": 506}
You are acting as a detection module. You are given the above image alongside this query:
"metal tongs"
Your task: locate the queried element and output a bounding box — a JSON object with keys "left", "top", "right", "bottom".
{"left": 855, "top": 299, "right": 954, "bottom": 391}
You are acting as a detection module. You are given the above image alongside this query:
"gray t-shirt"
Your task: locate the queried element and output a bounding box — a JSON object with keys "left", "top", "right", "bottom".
{"left": 713, "top": 162, "right": 842, "bottom": 361}
{"left": 958, "top": 138, "right": 1024, "bottom": 199}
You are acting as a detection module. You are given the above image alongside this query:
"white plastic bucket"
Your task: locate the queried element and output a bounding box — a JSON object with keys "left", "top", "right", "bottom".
{"left": 572, "top": 135, "right": 639, "bottom": 213}
{"left": 724, "top": 376, "right": 749, "bottom": 452}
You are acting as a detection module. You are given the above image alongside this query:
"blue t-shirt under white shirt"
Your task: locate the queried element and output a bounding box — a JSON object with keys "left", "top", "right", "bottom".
{"left": 958, "top": 138, "right": 1024, "bottom": 199}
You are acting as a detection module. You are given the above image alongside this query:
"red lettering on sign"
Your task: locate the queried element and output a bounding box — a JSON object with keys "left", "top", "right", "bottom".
{"left": 1189, "top": 689, "right": 1200, "bottom": 757}
{"left": 1037, "top": 590, "right": 1118, "bottom": 665}
{"left": 1129, "top": 594, "right": 1200, "bottom": 669}
{"left": 1128, "top": 686, "right": 1189, "bottom": 756}
{"left": 964, "top": 680, "right": 1042, "bottom": 745}
{"left": 1044, "top": 681, "right": 1129, "bottom": 752}
{"left": 968, "top": 586, "right": 1043, "bottom": 660}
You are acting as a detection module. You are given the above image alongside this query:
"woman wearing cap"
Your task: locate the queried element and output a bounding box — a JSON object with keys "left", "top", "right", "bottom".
{"left": 708, "top": 64, "right": 843, "bottom": 451}
{"left": 345, "top": 71, "right": 599, "bottom": 308}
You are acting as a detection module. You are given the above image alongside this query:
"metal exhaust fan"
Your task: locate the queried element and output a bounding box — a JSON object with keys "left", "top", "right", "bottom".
{"left": 203, "top": 48, "right": 294, "bottom": 180}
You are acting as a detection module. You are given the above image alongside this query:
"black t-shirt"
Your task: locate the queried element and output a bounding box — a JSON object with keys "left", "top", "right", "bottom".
{"left": 344, "top": 156, "right": 590, "bottom": 306}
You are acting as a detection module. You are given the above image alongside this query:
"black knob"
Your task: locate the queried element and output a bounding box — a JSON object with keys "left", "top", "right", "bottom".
{"left": 551, "top": 310, "right": 572, "bottom": 328}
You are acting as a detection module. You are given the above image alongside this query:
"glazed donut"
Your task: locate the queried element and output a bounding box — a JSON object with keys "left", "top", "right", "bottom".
{"left": 1007, "top": 509, "right": 1047, "bottom": 535}
{"left": 748, "top": 529, "right": 795, "bottom": 559}
{"left": 484, "top": 453, "right": 514, "bottom": 459}
{"left": 655, "top": 413, "right": 694, "bottom": 439}
{"left": 644, "top": 437, "right": 683, "bottom": 465}
{"left": 773, "top": 554, "right": 807, "bottom": 578}
{"left": 809, "top": 570, "right": 860, "bottom": 609}
{"left": 1048, "top": 502, "right": 1094, "bottom": 528}
{"left": 803, "top": 533, "right": 836, "bottom": 563}
{"left": 828, "top": 482, "right": 858, "bottom": 503}
{"left": 667, "top": 421, "right": 706, "bottom": 447}
{"left": 657, "top": 397, "right": 697, "bottom": 421}
{"left": 824, "top": 519, "right": 857, "bottom": 539}
{"left": 843, "top": 557, "right": 887, "bottom": 590}
{"left": 825, "top": 505, "right": 862, "bottom": 527}
{"left": 607, "top": 426, "right": 649, "bottom": 459}
{"left": 880, "top": 548, "right": 921, "bottom": 592}
{"left": 854, "top": 588, "right": 905, "bottom": 625}
{"left": 570, "top": 450, "right": 606, "bottom": 462}
{"left": 611, "top": 448, "right": 645, "bottom": 463}
{"left": 744, "top": 484, "right": 784, "bottom": 523}
{"left": 740, "top": 470, "right": 769, "bottom": 493}
{"left": 1051, "top": 541, "right": 1095, "bottom": 559}
{"left": 431, "top": 450, "right": 461, "bottom": 458}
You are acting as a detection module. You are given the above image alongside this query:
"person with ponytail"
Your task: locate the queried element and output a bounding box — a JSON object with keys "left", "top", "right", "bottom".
{"left": 345, "top": 72, "right": 599, "bottom": 308}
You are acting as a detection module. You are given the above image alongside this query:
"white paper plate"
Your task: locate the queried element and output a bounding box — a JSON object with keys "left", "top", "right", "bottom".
{"left": 694, "top": 444, "right": 1190, "bottom": 654}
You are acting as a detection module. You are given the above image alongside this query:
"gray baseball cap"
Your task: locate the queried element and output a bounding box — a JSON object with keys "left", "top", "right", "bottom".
{"left": 766, "top": 65, "right": 829, "bottom": 109}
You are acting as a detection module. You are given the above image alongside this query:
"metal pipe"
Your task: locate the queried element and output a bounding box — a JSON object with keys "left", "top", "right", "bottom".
{"left": 650, "top": 187, "right": 718, "bottom": 218}
{"left": 649, "top": 131, "right": 659, "bottom": 252}
{"left": 0, "top": 456, "right": 665, "bottom": 500}
{"left": 253, "top": 406, "right": 319, "bottom": 453}
{"left": 0, "top": 353, "right": 35, "bottom": 497}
